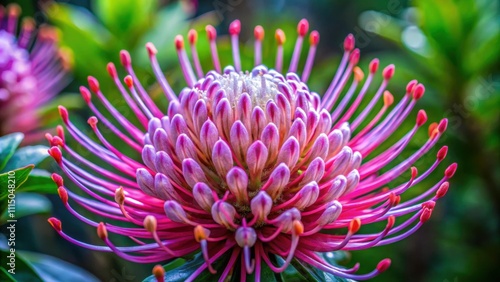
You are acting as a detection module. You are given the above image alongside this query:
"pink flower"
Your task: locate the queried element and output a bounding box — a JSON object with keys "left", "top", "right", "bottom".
{"left": 0, "top": 4, "right": 69, "bottom": 141}
{"left": 47, "top": 19, "right": 456, "bottom": 281}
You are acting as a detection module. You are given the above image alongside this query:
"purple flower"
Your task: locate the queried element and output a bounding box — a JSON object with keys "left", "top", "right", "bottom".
{"left": 0, "top": 4, "right": 69, "bottom": 141}
{"left": 47, "top": 19, "right": 457, "bottom": 281}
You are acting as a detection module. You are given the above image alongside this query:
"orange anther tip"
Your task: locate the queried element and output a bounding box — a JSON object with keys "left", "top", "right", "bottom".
{"left": 194, "top": 225, "right": 207, "bottom": 242}
{"left": 114, "top": 187, "right": 125, "bottom": 205}
{"left": 383, "top": 91, "right": 394, "bottom": 106}
{"left": 293, "top": 220, "right": 304, "bottom": 235}
{"left": 275, "top": 29, "right": 286, "bottom": 45}
{"left": 153, "top": 265, "right": 165, "bottom": 279}
{"left": 106, "top": 63, "right": 117, "bottom": 78}
{"left": 353, "top": 67, "right": 364, "bottom": 82}
{"left": 124, "top": 75, "right": 134, "bottom": 88}
{"left": 349, "top": 218, "right": 361, "bottom": 233}
{"left": 144, "top": 215, "right": 157, "bottom": 233}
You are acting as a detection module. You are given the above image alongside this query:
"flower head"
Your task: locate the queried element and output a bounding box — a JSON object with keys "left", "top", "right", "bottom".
{"left": 48, "top": 19, "right": 456, "bottom": 280}
{"left": 0, "top": 4, "right": 69, "bottom": 140}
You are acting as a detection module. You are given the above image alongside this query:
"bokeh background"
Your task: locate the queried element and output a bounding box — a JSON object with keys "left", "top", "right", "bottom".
{"left": 2, "top": 0, "right": 499, "bottom": 281}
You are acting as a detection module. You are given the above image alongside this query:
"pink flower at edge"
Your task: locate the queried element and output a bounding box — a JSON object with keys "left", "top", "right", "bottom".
{"left": 0, "top": 4, "right": 69, "bottom": 143}
{"left": 46, "top": 18, "right": 457, "bottom": 281}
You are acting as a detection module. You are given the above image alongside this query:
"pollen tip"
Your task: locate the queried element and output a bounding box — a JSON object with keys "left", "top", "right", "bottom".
{"left": 144, "top": 215, "right": 157, "bottom": 233}
{"left": 406, "top": 79, "right": 418, "bottom": 94}
{"left": 411, "top": 166, "right": 418, "bottom": 178}
{"left": 416, "top": 109, "right": 427, "bottom": 126}
{"left": 106, "top": 62, "right": 117, "bottom": 78}
{"left": 114, "top": 186, "right": 125, "bottom": 205}
{"left": 57, "top": 125, "right": 65, "bottom": 140}
{"left": 309, "top": 30, "right": 320, "bottom": 45}
{"left": 124, "top": 75, "right": 134, "bottom": 88}
{"left": 58, "top": 186, "right": 68, "bottom": 204}
{"left": 45, "top": 133, "right": 53, "bottom": 145}
{"left": 229, "top": 19, "right": 241, "bottom": 35}
{"left": 437, "top": 146, "right": 448, "bottom": 161}
{"left": 22, "top": 17, "right": 35, "bottom": 31}
{"left": 87, "top": 116, "right": 98, "bottom": 128}
{"left": 353, "top": 67, "right": 364, "bottom": 82}
{"left": 382, "top": 64, "right": 395, "bottom": 80}
{"left": 79, "top": 86, "right": 91, "bottom": 103}
{"left": 438, "top": 118, "right": 448, "bottom": 133}
{"left": 7, "top": 3, "right": 21, "bottom": 17}
{"left": 87, "top": 76, "right": 100, "bottom": 93}
{"left": 48, "top": 217, "right": 62, "bottom": 232}
{"left": 369, "top": 58, "right": 379, "bottom": 73}
{"left": 58, "top": 106, "right": 69, "bottom": 123}
{"left": 349, "top": 48, "right": 360, "bottom": 64}
{"left": 275, "top": 29, "right": 286, "bottom": 45}
{"left": 349, "top": 218, "right": 361, "bottom": 233}
{"left": 119, "top": 50, "right": 132, "bottom": 67}
{"left": 297, "top": 18, "right": 309, "bottom": 36}
{"left": 428, "top": 122, "right": 438, "bottom": 138}
{"left": 38, "top": 25, "right": 59, "bottom": 42}
{"left": 254, "top": 25, "right": 264, "bottom": 41}
{"left": 383, "top": 90, "right": 394, "bottom": 106}
{"left": 51, "top": 173, "right": 64, "bottom": 187}
{"left": 344, "top": 34, "right": 355, "bottom": 52}
{"left": 48, "top": 146, "right": 62, "bottom": 164}
{"left": 387, "top": 216, "right": 396, "bottom": 229}
{"left": 194, "top": 225, "right": 208, "bottom": 242}
{"left": 420, "top": 207, "right": 433, "bottom": 223}
{"left": 293, "top": 220, "right": 304, "bottom": 235}
{"left": 206, "top": 25, "right": 217, "bottom": 40}
{"left": 377, "top": 258, "right": 391, "bottom": 273}
{"left": 152, "top": 265, "right": 165, "bottom": 280}
{"left": 174, "top": 35, "right": 184, "bottom": 50}
{"left": 413, "top": 84, "right": 425, "bottom": 100}
{"left": 188, "top": 29, "right": 198, "bottom": 45}
{"left": 51, "top": 136, "right": 64, "bottom": 147}
{"left": 97, "top": 222, "right": 108, "bottom": 240}
{"left": 146, "top": 42, "right": 158, "bottom": 56}
{"left": 445, "top": 163, "right": 457, "bottom": 178}
{"left": 436, "top": 182, "right": 450, "bottom": 198}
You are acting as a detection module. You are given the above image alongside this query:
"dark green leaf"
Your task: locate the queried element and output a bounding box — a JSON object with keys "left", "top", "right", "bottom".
{"left": 0, "top": 248, "right": 43, "bottom": 282}
{"left": 1, "top": 193, "right": 52, "bottom": 222}
{"left": 0, "top": 165, "right": 34, "bottom": 201}
{"left": 0, "top": 133, "right": 23, "bottom": 172}
{"left": 18, "top": 251, "right": 100, "bottom": 282}
{"left": 16, "top": 169, "right": 57, "bottom": 194}
{"left": 3, "top": 145, "right": 49, "bottom": 172}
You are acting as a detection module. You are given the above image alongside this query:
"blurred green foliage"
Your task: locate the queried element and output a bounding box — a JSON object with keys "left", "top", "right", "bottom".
{"left": 3, "top": 0, "right": 498, "bottom": 281}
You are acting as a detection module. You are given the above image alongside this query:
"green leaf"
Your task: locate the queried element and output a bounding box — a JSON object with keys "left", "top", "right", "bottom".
{"left": 0, "top": 133, "right": 24, "bottom": 172}
{"left": 16, "top": 169, "right": 57, "bottom": 194}
{"left": 1, "top": 193, "right": 52, "bottom": 222}
{"left": 94, "top": 0, "right": 158, "bottom": 45}
{"left": 18, "top": 251, "right": 100, "bottom": 282}
{"left": 0, "top": 248, "right": 43, "bottom": 282}
{"left": 0, "top": 165, "right": 34, "bottom": 201}
{"left": 143, "top": 252, "right": 229, "bottom": 282}
{"left": 3, "top": 145, "right": 49, "bottom": 172}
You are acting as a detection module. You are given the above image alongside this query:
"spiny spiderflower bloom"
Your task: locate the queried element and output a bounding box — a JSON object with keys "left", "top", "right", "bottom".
{"left": 0, "top": 4, "right": 69, "bottom": 140}
{"left": 47, "top": 19, "right": 457, "bottom": 281}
